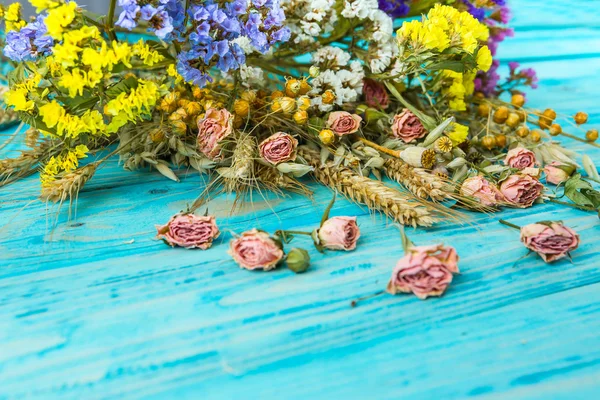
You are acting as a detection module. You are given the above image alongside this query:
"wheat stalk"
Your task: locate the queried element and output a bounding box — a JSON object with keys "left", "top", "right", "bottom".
{"left": 222, "top": 132, "right": 257, "bottom": 193}
{"left": 383, "top": 158, "right": 450, "bottom": 201}
{"left": 255, "top": 165, "right": 313, "bottom": 197}
{"left": 0, "top": 140, "right": 54, "bottom": 185}
{"left": 299, "top": 146, "right": 439, "bottom": 227}
{"left": 40, "top": 162, "right": 99, "bottom": 204}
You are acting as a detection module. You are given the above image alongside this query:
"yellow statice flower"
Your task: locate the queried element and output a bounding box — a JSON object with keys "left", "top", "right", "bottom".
{"left": 40, "top": 144, "right": 89, "bottom": 187}
{"left": 62, "top": 25, "right": 100, "bottom": 45}
{"left": 476, "top": 45, "right": 493, "bottom": 72}
{"left": 4, "top": 3, "right": 26, "bottom": 32}
{"left": 133, "top": 40, "right": 165, "bottom": 66}
{"left": 52, "top": 41, "right": 82, "bottom": 68}
{"left": 58, "top": 68, "right": 88, "bottom": 97}
{"left": 29, "top": 0, "right": 60, "bottom": 13}
{"left": 45, "top": 1, "right": 78, "bottom": 40}
{"left": 446, "top": 123, "right": 469, "bottom": 145}
{"left": 398, "top": 20, "right": 449, "bottom": 52}
{"left": 39, "top": 100, "right": 106, "bottom": 138}
{"left": 167, "top": 64, "right": 184, "bottom": 84}
{"left": 82, "top": 41, "right": 133, "bottom": 73}
{"left": 105, "top": 79, "right": 161, "bottom": 133}
{"left": 4, "top": 73, "right": 42, "bottom": 112}
{"left": 441, "top": 70, "right": 467, "bottom": 111}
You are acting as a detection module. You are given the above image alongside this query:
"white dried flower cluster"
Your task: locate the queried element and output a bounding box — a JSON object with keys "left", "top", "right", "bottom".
{"left": 239, "top": 65, "right": 265, "bottom": 88}
{"left": 310, "top": 48, "right": 365, "bottom": 112}
{"left": 281, "top": 0, "right": 337, "bottom": 44}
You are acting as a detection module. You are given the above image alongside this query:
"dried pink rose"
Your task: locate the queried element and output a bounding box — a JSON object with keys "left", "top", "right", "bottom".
{"left": 156, "top": 213, "right": 220, "bottom": 249}
{"left": 391, "top": 109, "right": 427, "bottom": 143}
{"left": 318, "top": 216, "right": 360, "bottom": 251}
{"left": 363, "top": 78, "right": 389, "bottom": 109}
{"left": 229, "top": 229, "right": 284, "bottom": 271}
{"left": 327, "top": 111, "right": 362, "bottom": 136}
{"left": 387, "top": 244, "right": 460, "bottom": 300}
{"left": 197, "top": 108, "right": 233, "bottom": 159}
{"left": 500, "top": 174, "right": 544, "bottom": 208}
{"left": 520, "top": 222, "right": 580, "bottom": 263}
{"left": 259, "top": 132, "right": 298, "bottom": 165}
{"left": 544, "top": 161, "right": 574, "bottom": 185}
{"left": 504, "top": 147, "right": 537, "bottom": 170}
{"left": 460, "top": 176, "right": 503, "bottom": 206}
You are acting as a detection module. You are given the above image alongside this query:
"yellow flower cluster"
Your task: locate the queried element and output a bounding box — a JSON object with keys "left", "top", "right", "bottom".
{"left": 39, "top": 101, "right": 106, "bottom": 138}
{"left": 29, "top": 0, "right": 60, "bottom": 13}
{"left": 45, "top": 1, "right": 78, "bottom": 40}
{"left": 441, "top": 70, "right": 476, "bottom": 111}
{"left": 132, "top": 40, "right": 166, "bottom": 67}
{"left": 398, "top": 4, "right": 489, "bottom": 54}
{"left": 4, "top": 73, "right": 43, "bottom": 112}
{"left": 41, "top": 144, "right": 89, "bottom": 186}
{"left": 3, "top": 3, "right": 26, "bottom": 32}
{"left": 446, "top": 122, "right": 469, "bottom": 145}
{"left": 104, "top": 79, "right": 162, "bottom": 133}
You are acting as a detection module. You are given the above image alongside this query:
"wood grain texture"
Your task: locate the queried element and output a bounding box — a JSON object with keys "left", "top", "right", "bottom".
{"left": 1, "top": 1, "right": 600, "bottom": 398}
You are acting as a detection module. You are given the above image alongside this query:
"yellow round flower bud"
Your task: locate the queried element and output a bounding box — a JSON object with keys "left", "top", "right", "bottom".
{"left": 177, "top": 98, "right": 190, "bottom": 108}
{"left": 319, "top": 129, "right": 335, "bottom": 145}
{"left": 543, "top": 108, "right": 557, "bottom": 121}
{"left": 271, "top": 90, "right": 284, "bottom": 100}
{"left": 322, "top": 90, "right": 336, "bottom": 105}
{"left": 506, "top": 113, "right": 520, "bottom": 128}
{"left": 293, "top": 110, "right": 308, "bottom": 125}
{"left": 530, "top": 129, "right": 542, "bottom": 142}
{"left": 477, "top": 103, "right": 491, "bottom": 117}
{"left": 279, "top": 96, "right": 296, "bottom": 114}
{"left": 495, "top": 134, "right": 507, "bottom": 148}
{"left": 482, "top": 135, "right": 496, "bottom": 150}
{"left": 511, "top": 93, "right": 525, "bottom": 108}
{"left": 549, "top": 123, "right": 562, "bottom": 136}
{"left": 285, "top": 79, "right": 301, "bottom": 97}
{"left": 234, "top": 99, "right": 250, "bottom": 117}
{"left": 233, "top": 115, "right": 244, "bottom": 129}
{"left": 297, "top": 96, "right": 311, "bottom": 111}
{"left": 299, "top": 79, "right": 311, "bottom": 95}
{"left": 309, "top": 66, "right": 320, "bottom": 78}
{"left": 192, "top": 86, "right": 203, "bottom": 99}
{"left": 493, "top": 106, "right": 509, "bottom": 124}
{"left": 170, "top": 120, "right": 187, "bottom": 135}
{"left": 271, "top": 100, "right": 282, "bottom": 113}
{"left": 241, "top": 90, "right": 257, "bottom": 104}
{"left": 169, "top": 108, "right": 188, "bottom": 121}
{"left": 516, "top": 126, "right": 530, "bottom": 138}
{"left": 150, "top": 128, "right": 165, "bottom": 143}
{"left": 586, "top": 129, "right": 599, "bottom": 142}
{"left": 185, "top": 102, "right": 202, "bottom": 117}
{"left": 574, "top": 111, "right": 588, "bottom": 125}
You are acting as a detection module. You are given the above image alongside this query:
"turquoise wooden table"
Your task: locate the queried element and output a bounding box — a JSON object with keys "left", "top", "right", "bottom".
{"left": 1, "top": 1, "right": 600, "bottom": 398}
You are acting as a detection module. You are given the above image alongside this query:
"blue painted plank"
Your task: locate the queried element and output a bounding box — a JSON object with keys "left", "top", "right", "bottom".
{"left": 1, "top": 0, "right": 600, "bottom": 398}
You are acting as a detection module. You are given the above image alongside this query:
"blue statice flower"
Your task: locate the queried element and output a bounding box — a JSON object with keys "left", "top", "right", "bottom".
{"left": 116, "top": 0, "right": 182, "bottom": 40}
{"left": 377, "top": 0, "right": 410, "bottom": 18}
{"left": 174, "top": 0, "right": 290, "bottom": 87}
{"left": 3, "top": 17, "right": 54, "bottom": 62}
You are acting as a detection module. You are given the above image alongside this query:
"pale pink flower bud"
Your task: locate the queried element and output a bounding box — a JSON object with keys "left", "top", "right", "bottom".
{"left": 504, "top": 147, "right": 537, "bottom": 170}
{"left": 229, "top": 229, "right": 284, "bottom": 271}
{"left": 197, "top": 108, "right": 233, "bottom": 159}
{"left": 391, "top": 109, "right": 427, "bottom": 143}
{"left": 156, "top": 213, "right": 220, "bottom": 249}
{"left": 520, "top": 222, "right": 580, "bottom": 263}
{"left": 259, "top": 132, "right": 298, "bottom": 165}
{"left": 318, "top": 216, "right": 360, "bottom": 251}
{"left": 326, "top": 111, "right": 362, "bottom": 136}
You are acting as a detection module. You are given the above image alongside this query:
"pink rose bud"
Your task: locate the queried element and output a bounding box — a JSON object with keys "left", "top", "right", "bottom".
{"left": 544, "top": 161, "right": 575, "bottom": 185}
{"left": 387, "top": 244, "right": 460, "bottom": 300}
{"left": 318, "top": 216, "right": 360, "bottom": 251}
{"left": 259, "top": 132, "right": 298, "bottom": 165}
{"left": 156, "top": 213, "right": 220, "bottom": 249}
{"left": 460, "top": 176, "right": 503, "bottom": 206}
{"left": 504, "top": 147, "right": 537, "bottom": 170}
{"left": 500, "top": 174, "right": 544, "bottom": 208}
{"left": 363, "top": 78, "right": 389, "bottom": 109}
{"left": 229, "top": 229, "right": 284, "bottom": 271}
{"left": 391, "top": 109, "right": 427, "bottom": 143}
{"left": 197, "top": 108, "right": 233, "bottom": 159}
{"left": 326, "top": 111, "right": 362, "bottom": 136}
{"left": 520, "top": 222, "right": 580, "bottom": 263}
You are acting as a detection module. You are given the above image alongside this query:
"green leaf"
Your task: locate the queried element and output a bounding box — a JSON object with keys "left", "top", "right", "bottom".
{"left": 105, "top": 76, "right": 139, "bottom": 99}
{"left": 55, "top": 95, "right": 100, "bottom": 116}
{"left": 427, "top": 61, "right": 466, "bottom": 73}
{"left": 564, "top": 174, "right": 597, "bottom": 208}
{"left": 581, "top": 188, "right": 600, "bottom": 208}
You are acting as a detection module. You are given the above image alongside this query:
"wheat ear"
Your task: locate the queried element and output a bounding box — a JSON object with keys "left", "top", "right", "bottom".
{"left": 383, "top": 158, "right": 450, "bottom": 201}
{"left": 41, "top": 162, "right": 98, "bottom": 204}
{"left": 299, "top": 146, "right": 439, "bottom": 227}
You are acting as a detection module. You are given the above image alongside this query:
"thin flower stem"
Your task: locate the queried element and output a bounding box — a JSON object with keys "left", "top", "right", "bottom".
{"left": 106, "top": 0, "right": 118, "bottom": 42}
{"left": 549, "top": 198, "right": 599, "bottom": 212}
{"left": 281, "top": 230, "right": 312, "bottom": 236}
{"left": 354, "top": 136, "right": 401, "bottom": 158}
{"left": 499, "top": 219, "right": 521, "bottom": 230}
{"left": 351, "top": 290, "right": 386, "bottom": 307}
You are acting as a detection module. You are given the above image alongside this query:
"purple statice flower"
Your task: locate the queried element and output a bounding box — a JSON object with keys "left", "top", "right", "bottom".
{"left": 3, "top": 17, "right": 53, "bottom": 62}
{"left": 116, "top": 0, "right": 181, "bottom": 40}
{"left": 377, "top": 0, "right": 410, "bottom": 18}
